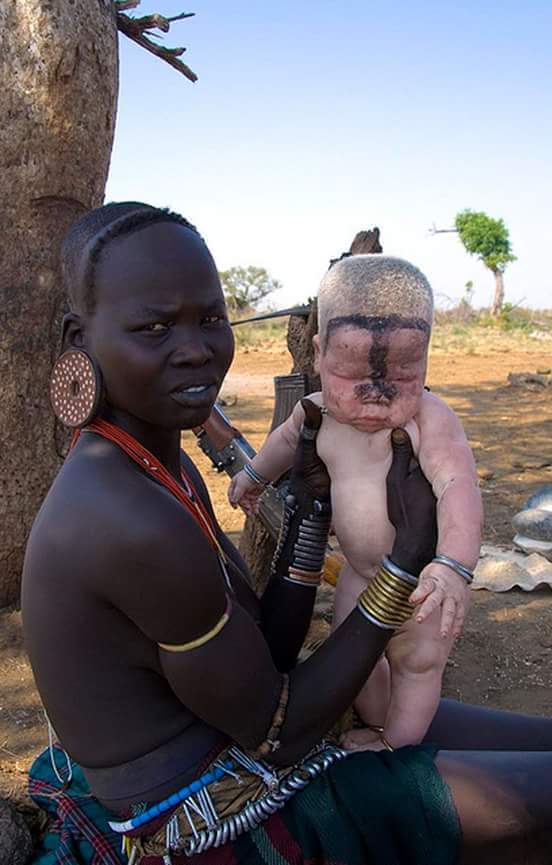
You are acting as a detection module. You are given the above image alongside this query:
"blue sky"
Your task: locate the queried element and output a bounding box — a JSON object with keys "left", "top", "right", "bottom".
{"left": 106, "top": 1, "right": 552, "bottom": 310}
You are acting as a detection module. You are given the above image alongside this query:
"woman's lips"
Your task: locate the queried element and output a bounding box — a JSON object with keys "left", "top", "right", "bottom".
{"left": 169, "top": 383, "right": 217, "bottom": 406}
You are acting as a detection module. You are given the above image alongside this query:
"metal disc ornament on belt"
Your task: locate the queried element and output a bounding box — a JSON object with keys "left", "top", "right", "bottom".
{"left": 49, "top": 349, "right": 102, "bottom": 428}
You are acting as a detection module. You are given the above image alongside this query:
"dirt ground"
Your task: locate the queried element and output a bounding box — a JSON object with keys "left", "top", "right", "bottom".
{"left": 1, "top": 338, "right": 552, "bottom": 814}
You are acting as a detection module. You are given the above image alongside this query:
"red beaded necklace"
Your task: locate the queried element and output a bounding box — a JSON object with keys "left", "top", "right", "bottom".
{"left": 72, "top": 419, "right": 225, "bottom": 560}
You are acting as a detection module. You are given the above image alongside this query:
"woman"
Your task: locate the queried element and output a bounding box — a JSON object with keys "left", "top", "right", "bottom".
{"left": 23, "top": 202, "right": 552, "bottom": 865}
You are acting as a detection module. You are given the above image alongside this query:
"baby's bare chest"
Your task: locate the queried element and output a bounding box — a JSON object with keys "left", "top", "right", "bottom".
{"left": 317, "top": 417, "right": 420, "bottom": 575}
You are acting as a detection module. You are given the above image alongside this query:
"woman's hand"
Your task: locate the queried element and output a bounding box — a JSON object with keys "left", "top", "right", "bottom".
{"left": 288, "top": 399, "right": 331, "bottom": 503}
{"left": 386, "top": 428, "right": 437, "bottom": 576}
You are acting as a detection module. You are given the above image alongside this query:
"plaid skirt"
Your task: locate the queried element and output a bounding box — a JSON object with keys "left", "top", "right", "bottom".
{"left": 30, "top": 743, "right": 460, "bottom": 865}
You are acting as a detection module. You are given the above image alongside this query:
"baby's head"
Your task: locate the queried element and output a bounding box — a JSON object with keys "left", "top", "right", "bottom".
{"left": 314, "top": 255, "right": 433, "bottom": 432}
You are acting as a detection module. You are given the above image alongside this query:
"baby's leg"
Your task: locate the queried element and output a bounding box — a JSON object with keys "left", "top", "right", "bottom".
{"left": 384, "top": 609, "right": 454, "bottom": 747}
{"left": 333, "top": 563, "right": 391, "bottom": 750}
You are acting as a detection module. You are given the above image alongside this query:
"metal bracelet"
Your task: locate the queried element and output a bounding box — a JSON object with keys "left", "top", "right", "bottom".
{"left": 270, "top": 493, "right": 298, "bottom": 578}
{"left": 290, "top": 501, "right": 331, "bottom": 575}
{"left": 355, "top": 601, "right": 396, "bottom": 631}
{"left": 382, "top": 555, "right": 418, "bottom": 587}
{"left": 243, "top": 462, "right": 270, "bottom": 487}
{"left": 183, "top": 744, "right": 347, "bottom": 856}
{"left": 432, "top": 554, "right": 474, "bottom": 584}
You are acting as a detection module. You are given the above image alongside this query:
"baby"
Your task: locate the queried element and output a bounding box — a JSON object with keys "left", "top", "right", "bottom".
{"left": 229, "top": 255, "right": 483, "bottom": 749}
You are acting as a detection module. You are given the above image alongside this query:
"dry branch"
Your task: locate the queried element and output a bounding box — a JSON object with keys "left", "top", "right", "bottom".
{"left": 115, "top": 1, "right": 197, "bottom": 81}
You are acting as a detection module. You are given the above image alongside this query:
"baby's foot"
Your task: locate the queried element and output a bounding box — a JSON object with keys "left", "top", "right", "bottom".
{"left": 340, "top": 727, "right": 388, "bottom": 752}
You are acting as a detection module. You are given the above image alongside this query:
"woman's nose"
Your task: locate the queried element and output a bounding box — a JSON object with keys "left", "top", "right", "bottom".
{"left": 170, "top": 328, "right": 213, "bottom": 366}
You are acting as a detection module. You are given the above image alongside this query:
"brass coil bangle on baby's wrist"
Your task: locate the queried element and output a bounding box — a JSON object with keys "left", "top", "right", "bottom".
{"left": 357, "top": 556, "right": 418, "bottom": 630}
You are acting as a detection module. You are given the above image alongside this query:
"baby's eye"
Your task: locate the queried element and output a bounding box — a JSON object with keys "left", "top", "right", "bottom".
{"left": 202, "top": 314, "right": 227, "bottom": 326}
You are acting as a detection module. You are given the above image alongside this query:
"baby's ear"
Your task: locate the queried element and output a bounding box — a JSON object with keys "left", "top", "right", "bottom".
{"left": 312, "top": 334, "right": 321, "bottom": 374}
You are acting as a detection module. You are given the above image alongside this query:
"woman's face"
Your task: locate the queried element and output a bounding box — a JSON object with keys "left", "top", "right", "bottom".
{"left": 315, "top": 322, "right": 428, "bottom": 432}
{"left": 83, "top": 221, "right": 234, "bottom": 430}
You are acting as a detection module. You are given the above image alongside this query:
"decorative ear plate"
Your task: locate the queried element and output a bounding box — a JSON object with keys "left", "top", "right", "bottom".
{"left": 49, "top": 349, "right": 102, "bottom": 428}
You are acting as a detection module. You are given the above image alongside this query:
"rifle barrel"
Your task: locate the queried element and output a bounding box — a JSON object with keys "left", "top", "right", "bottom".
{"left": 230, "top": 305, "right": 311, "bottom": 326}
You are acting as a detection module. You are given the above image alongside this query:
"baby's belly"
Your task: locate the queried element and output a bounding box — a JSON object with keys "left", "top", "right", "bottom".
{"left": 318, "top": 419, "right": 420, "bottom": 580}
{"left": 331, "top": 476, "right": 395, "bottom": 579}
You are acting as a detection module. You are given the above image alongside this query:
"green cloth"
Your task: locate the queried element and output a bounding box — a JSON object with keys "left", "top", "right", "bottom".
{"left": 279, "top": 745, "right": 460, "bottom": 864}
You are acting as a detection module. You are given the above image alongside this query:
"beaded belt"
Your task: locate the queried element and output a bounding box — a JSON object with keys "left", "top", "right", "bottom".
{"left": 111, "top": 742, "right": 348, "bottom": 861}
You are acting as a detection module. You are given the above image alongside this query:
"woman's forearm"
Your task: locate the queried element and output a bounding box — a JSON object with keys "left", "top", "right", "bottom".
{"left": 260, "top": 576, "right": 317, "bottom": 671}
{"left": 273, "top": 606, "right": 392, "bottom": 764}
{"left": 260, "top": 490, "right": 331, "bottom": 671}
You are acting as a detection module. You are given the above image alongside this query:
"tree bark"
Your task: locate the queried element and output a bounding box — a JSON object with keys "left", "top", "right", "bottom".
{"left": 239, "top": 229, "right": 383, "bottom": 592}
{"left": 491, "top": 269, "right": 505, "bottom": 316}
{"left": 0, "top": 1, "right": 118, "bottom": 606}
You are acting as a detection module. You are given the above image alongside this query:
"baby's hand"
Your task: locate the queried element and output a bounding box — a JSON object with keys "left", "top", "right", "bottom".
{"left": 228, "top": 469, "right": 264, "bottom": 516}
{"left": 409, "top": 561, "right": 471, "bottom": 638}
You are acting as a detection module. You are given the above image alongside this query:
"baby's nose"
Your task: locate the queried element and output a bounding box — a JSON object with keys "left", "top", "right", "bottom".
{"left": 354, "top": 380, "right": 398, "bottom": 403}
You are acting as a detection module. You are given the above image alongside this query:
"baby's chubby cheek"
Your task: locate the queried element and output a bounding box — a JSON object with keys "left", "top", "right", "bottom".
{"left": 322, "top": 376, "right": 424, "bottom": 430}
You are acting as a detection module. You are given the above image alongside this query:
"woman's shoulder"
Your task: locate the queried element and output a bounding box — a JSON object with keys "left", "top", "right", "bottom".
{"left": 27, "top": 439, "right": 216, "bottom": 593}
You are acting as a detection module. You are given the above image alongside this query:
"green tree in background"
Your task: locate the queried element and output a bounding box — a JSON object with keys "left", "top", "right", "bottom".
{"left": 455, "top": 209, "right": 516, "bottom": 316}
{"left": 220, "top": 266, "right": 282, "bottom": 314}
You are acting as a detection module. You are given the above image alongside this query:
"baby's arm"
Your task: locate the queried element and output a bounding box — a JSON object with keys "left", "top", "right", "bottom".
{"left": 410, "top": 392, "right": 483, "bottom": 636}
{"left": 228, "top": 397, "right": 311, "bottom": 511}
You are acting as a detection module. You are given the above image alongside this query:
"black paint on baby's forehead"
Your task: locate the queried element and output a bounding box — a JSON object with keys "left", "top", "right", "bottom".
{"left": 324, "top": 314, "right": 430, "bottom": 350}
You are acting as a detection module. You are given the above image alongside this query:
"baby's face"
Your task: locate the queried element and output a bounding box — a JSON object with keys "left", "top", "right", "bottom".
{"left": 316, "top": 323, "right": 428, "bottom": 432}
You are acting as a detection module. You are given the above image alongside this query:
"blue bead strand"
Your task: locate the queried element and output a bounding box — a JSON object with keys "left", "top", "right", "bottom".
{"left": 108, "top": 760, "right": 234, "bottom": 833}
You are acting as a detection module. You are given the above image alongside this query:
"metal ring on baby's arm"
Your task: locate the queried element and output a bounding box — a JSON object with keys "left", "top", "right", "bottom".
{"left": 243, "top": 462, "right": 270, "bottom": 487}
{"left": 432, "top": 554, "right": 474, "bottom": 584}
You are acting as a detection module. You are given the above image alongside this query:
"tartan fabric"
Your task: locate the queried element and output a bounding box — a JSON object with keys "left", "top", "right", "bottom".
{"left": 29, "top": 744, "right": 460, "bottom": 865}
{"left": 29, "top": 746, "right": 125, "bottom": 865}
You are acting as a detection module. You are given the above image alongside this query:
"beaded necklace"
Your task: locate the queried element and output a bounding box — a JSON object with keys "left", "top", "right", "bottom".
{"left": 73, "top": 418, "right": 227, "bottom": 563}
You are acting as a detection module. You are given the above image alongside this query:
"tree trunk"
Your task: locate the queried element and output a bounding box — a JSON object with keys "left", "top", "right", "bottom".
{"left": 0, "top": 1, "right": 118, "bottom": 606}
{"left": 239, "top": 229, "right": 383, "bottom": 592}
{"left": 490, "top": 269, "right": 505, "bottom": 316}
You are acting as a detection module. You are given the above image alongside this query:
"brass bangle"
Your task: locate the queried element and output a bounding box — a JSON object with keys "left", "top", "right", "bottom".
{"left": 357, "top": 597, "right": 409, "bottom": 629}
{"left": 382, "top": 555, "right": 418, "bottom": 586}
{"left": 357, "top": 562, "right": 415, "bottom": 630}
{"left": 158, "top": 596, "right": 232, "bottom": 652}
{"left": 284, "top": 566, "right": 322, "bottom": 587}
{"left": 365, "top": 724, "right": 394, "bottom": 752}
{"left": 359, "top": 594, "right": 412, "bottom": 622}
{"left": 368, "top": 577, "right": 413, "bottom": 610}
{"left": 252, "top": 674, "right": 290, "bottom": 758}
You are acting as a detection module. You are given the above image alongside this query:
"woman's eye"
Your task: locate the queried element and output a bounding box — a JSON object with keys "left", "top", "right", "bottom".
{"left": 143, "top": 322, "right": 171, "bottom": 333}
{"left": 202, "top": 314, "right": 226, "bottom": 326}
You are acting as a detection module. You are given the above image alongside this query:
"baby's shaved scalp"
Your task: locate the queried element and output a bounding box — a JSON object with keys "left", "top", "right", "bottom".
{"left": 318, "top": 255, "right": 434, "bottom": 349}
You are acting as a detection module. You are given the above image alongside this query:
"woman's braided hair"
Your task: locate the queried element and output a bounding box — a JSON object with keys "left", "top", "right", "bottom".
{"left": 61, "top": 201, "right": 200, "bottom": 313}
